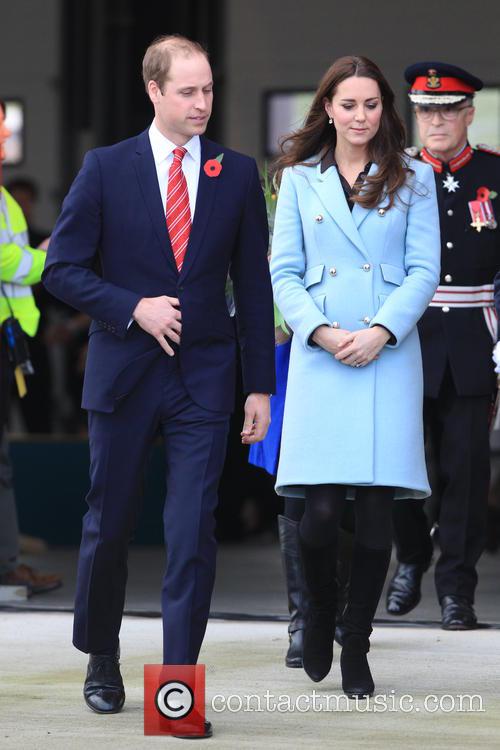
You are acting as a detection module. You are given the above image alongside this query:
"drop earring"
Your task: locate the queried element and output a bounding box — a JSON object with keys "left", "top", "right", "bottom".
{"left": 328, "top": 117, "right": 333, "bottom": 125}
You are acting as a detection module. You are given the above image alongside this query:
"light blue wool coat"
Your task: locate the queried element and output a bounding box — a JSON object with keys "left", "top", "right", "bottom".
{"left": 270, "top": 157, "right": 441, "bottom": 500}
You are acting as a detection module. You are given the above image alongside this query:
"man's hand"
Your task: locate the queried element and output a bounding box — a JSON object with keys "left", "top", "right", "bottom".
{"left": 241, "top": 393, "right": 271, "bottom": 444}
{"left": 132, "top": 295, "right": 182, "bottom": 356}
{"left": 312, "top": 325, "right": 354, "bottom": 355}
{"left": 335, "top": 326, "right": 390, "bottom": 367}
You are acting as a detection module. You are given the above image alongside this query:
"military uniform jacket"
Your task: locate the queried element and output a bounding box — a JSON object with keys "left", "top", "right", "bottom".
{"left": 416, "top": 144, "right": 500, "bottom": 397}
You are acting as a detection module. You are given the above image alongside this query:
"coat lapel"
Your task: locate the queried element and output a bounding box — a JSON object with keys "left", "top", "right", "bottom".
{"left": 132, "top": 130, "right": 177, "bottom": 274}
{"left": 306, "top": 162, "right": 367, "bottom": 257}
{"left": 179, "top": 137, "right": 220, "bottom": 281}
{"left": 352, "top": 162, "right": 379, "bottom": 229}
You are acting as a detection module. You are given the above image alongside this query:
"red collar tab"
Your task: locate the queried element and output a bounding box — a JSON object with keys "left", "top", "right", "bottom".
{"left": 449, "top": 144, "right": 474, "bottom": 172}
{"left": 420, "top": 148, "right": 443, "bottom": 173}
{"left": 420, "top": 144, "right": 473, "bottom": 173}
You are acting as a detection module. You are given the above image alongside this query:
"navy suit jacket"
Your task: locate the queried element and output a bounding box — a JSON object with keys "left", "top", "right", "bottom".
{"left": 43, "top": 130, "right": 276, "bottom": 413}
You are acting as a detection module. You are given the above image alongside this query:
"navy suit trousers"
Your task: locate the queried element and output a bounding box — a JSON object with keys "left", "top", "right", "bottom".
{"left": 72, "top": 352, "right": 230, "bottom": 664}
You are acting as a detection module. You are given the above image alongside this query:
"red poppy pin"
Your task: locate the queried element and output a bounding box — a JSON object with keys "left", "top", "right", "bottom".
{"left": 204, "top": 153, "right": 224, "bottom": 177}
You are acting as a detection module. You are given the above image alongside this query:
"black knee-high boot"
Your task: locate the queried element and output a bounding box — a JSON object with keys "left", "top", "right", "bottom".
{"left": 340, "top": 542, "right": 391, "bottom": 698}
{"left": 298, "top": 535, "right": 337, "bottom": 682}
{"left": 277, "top": 515, "right": 310, "bottom": 668}
{"left": 335, "top": 527, "right": 353, "bottom": 646}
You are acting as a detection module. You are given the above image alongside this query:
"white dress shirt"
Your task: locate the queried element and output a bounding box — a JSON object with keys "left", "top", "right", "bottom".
{"left": 128, "top": 125, "right": 201, "bottom": 328}
{"left": 148, "top": 121, "right": 201, "bottom": 220}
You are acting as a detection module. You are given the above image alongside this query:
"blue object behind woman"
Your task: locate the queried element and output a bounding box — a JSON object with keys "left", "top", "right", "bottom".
{"left": 249, "top": 339, "right": 291, "bottom": 476}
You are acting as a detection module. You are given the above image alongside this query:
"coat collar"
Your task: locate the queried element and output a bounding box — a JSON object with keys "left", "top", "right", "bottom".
{"left": 133, "top": 130, "right": 221, "bottom": 280}
{"left": 305, "top": 159, "right": 379, "bottom": 257}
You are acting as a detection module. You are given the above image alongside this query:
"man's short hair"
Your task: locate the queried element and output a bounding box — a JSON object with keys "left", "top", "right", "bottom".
{"left": 142, "top": 34, "right": 209, "bottom": 93}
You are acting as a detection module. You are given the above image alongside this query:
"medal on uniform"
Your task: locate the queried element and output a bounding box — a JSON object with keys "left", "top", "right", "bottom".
{"left": 468, "top": 186, "right": 498, "bottom": 232}
{"left": 442, "top": 173, "right": 460, "bottom": 193}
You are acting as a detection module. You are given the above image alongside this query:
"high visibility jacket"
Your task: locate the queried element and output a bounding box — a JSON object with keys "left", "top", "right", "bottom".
{"left": 0, "top": 186, "right": 46, "bottom": 336}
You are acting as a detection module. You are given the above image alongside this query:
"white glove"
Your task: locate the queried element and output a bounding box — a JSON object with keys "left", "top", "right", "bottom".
{"left": 493, "top": 341, "right": 500, "bottom": 374}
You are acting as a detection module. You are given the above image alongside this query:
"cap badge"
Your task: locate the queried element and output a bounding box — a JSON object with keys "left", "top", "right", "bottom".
{"left": 426, "top": 69, "right": 441, "bottom": 89}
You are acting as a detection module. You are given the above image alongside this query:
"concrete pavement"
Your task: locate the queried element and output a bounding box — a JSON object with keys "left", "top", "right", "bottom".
{"left": 1, "top": 612, "right": 499, "bottom": 749}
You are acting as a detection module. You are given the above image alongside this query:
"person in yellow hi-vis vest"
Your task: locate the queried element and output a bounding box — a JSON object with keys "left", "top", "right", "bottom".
{"left": 0, "top": 98, "right": 61, "bottom": 595}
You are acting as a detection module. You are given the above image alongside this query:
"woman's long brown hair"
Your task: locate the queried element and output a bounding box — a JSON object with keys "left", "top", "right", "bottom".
{"left": 275, "top": 56, "right": 411, "bottom": 209}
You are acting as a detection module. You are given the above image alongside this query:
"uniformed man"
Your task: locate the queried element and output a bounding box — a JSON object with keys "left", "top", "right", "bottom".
{"left": 386, "top": 63, "right": 499, "bottom": 629}
{"left": 0, "top": 99, "right": 61, "bottom": 595}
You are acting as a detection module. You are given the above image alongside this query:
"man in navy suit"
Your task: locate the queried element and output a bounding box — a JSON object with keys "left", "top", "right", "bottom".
{"left": 43, "top": 34, "right": 275, "bottom": 734}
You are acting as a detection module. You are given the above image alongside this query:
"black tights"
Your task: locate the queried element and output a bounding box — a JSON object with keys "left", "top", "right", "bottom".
{"left": 284, "top": 495, "right": 356, "bottom": 534}
{"left": 299, "top": 484, "right": 394, "bottom": 551}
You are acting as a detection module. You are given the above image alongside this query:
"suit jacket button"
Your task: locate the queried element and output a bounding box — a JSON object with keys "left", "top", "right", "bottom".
{"left": 315, "top": 214, "right": 324, "bottom": 223}
{"left": 447, "top": 209, "right": 454, "bottom": 216}
{"left": 329, "top": 267, "right": 337, "bottom": 276}
{"left": 444, "top": 274, "right": 452, "bottom": 283}
{"left": 362, "top": 263, "right": 371, "bottom": 271}
{"left": 363, "top": 316, "right": 371, "bottom": 324}
{"left": 332, "top": 321, "right": 340, "bottom": 329}
{"left": 442, "top": 306, "right": 450, "bottom": 313}
{"left": 446, "top": 241, "right": 453, "bottom": 249}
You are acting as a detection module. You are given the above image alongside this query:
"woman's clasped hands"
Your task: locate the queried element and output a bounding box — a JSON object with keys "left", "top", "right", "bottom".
{"left": 312, "top": 324, "right": 390, "bottom": 367}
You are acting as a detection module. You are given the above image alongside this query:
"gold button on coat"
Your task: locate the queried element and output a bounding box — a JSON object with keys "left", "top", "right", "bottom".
{"left": 362, "top": 263, "right": 371, "bottom": 271}
{"left": 329, "top": 267, "right": 337, "bottom": 276}
{"left": 363, "top": 316, "right": 371, "bottom": 324}
{"left": 378, "top": 208, "right": 386, "bottom": 216}
{"left": 315, "top": 214, "right": 324, "bottom": 223}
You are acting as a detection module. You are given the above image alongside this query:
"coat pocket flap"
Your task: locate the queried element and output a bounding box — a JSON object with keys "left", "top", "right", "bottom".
{"left": 303, "top": 264, "right": 325, "bottom": 289}
{"left": 380, "top": 263, "right": 405, "bottom": 286}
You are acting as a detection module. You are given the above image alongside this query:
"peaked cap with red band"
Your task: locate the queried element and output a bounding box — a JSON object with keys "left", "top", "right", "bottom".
{"left": 405, "top": 61, "right": 483, "bottom": 105}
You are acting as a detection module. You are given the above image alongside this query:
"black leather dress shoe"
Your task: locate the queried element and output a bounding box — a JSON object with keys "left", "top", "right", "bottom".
{"left": 83, "top": 652, "right": 125, "bottom": 713}
{"left": 386, "top": 563, "right": 427, "bottom": 616}
{"left": 441, "top": 596, "right": 478, "bottom": 630}
{"left": 174, "top": 720, "right": 212, "bottom": 739}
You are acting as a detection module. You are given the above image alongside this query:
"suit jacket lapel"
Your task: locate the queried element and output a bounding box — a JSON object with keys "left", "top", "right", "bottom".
{"left": 179, "top": 137, "right": 219, "bottom": 281}
{"left": 307, "top": 162, "right": 367, "bottom": 257}
{"left": 352, "top": 162, "right": 379, "bottom": 229}
{"left": 132, "top": 130, "right": 178, "bottom": 274}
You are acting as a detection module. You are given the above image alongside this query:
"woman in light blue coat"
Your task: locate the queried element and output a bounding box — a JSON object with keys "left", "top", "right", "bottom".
{"left": 270, "top": 56, "right": 440, "bottom": 698}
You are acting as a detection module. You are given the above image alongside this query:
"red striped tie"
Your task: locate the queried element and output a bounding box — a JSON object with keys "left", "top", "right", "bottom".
{"left": 166, "top": 146, "right": 191, "bottom": 272}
